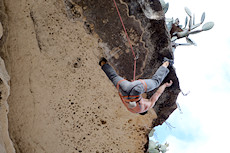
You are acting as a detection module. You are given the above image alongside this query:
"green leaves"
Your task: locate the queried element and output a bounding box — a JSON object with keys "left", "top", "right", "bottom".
{"left": 184, "top": 16, "right": 188, "bottom": 29}
{"left": 186, "top": 37, "right": 196, "bottom": 46}
{"left": 201, "top": 12, "right": 205, "bottom": 24}
{"left": 191, "top": 23, "right": 201, "bottom": 30}
{"left": 164, "top": 4, "right": 214, "bottom": 50}
{"left": 189, "top": 22, "right": 214, "bottom": 35}
{"left": 170, "top": 6, "right": 214, "bottom": 49}
{"left": 177, "top": 29, "right": 189, "bottom": 38}
{"left": 148, "top": 128, "right": 169, "bottom": 153}
{"left": 148, "top": 140, "right": 169, "bottom": 153}
{"left": 189, "top": 30, "right": 202, "bottom": 35}
{"left": 171, "top": 36, "right": 177, "bottom": 42}
{"left": 163, "top": 3, "right": 169, "bottom": 14}
{"left": 160, "top": 0, "right": 169, "bottom": 14}
{"left": 185, "top": 7, "right": 192, "bottom": 17}
{"left": 148, "top": 128, "right": 155, "bottom": 137}
{"left": 202, "top": 22, "right": 215, "bottom": 31}
{"left": 148, "top": 140, "right": 157, "bottom": 151}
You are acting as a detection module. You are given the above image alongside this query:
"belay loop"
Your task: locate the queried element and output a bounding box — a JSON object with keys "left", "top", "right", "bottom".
{"left": 112, "top": 0, "right": 137, "bottom": 81}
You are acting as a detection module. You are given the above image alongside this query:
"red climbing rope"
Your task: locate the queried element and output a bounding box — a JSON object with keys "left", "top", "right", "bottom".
{"left": 112, "top": 0, "right": 137, "bottom": 81}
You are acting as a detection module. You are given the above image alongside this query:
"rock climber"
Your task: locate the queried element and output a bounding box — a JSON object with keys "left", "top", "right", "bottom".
{"left": 99, "top": 57, "right": 174, "bottom": 115}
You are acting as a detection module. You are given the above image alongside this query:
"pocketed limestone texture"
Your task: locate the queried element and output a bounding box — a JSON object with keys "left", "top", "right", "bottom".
{"left": 1, "top": 0, "right": 180, "bottom": 153}
{"left": 66, "top": 0, "right": 180, "bottom": 127}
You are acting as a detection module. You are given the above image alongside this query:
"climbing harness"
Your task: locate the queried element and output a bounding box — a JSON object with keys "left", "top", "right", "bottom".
{"left": 116, "top": 79, "right": 147, "bottom": 113}
{"left": 112, "top": 0, "right": 137, "bottom": 81}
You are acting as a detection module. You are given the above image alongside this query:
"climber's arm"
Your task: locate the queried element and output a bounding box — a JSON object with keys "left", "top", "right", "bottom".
{"left": 150, "top": 80, "right": 173, "bottom": 105}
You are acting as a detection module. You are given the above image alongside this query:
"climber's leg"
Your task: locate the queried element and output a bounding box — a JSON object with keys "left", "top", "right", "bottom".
{"left": 101, "top": 63, "right": 136, "bottom": 96}
{"left": 101, "top": 63, "right": 125, "bottom": 87}
{"left": 143, "top": 66, "right": 169, "bottom": 92}
{"left": 100, "top": 57, "right": 172, "bottom": 95}
{"left": 125, "top": 65, "right": 170, "bottom": 96}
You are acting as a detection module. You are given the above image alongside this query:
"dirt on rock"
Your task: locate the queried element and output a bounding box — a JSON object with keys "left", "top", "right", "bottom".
{"left": 0, "top": 0, "right": 180, "bottom": 152}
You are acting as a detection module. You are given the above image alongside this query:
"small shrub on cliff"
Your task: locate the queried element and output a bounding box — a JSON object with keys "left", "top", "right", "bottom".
{"left": 148, "top": 129, "right": 169, "bottom": 153}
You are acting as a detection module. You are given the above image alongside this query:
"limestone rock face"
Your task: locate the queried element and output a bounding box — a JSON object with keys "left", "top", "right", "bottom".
{"left": 66, "top": 0, "right": 180, "bottom": 127}
{"left": 0, "top": 0, "right": 180, "bottom": 153}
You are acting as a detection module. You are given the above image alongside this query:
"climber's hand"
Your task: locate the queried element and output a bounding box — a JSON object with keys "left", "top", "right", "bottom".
{"left": 165, "top": 80, "right": 173, "bottom": 87}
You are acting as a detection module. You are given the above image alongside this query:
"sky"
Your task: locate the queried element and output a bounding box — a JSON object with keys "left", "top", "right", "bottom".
{"left": 152, "top": 0, "right": 230, "bottom": 152}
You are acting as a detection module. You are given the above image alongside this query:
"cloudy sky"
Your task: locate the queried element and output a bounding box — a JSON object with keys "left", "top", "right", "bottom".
{"left": 153, "top": 0, "right": 230, "bottom": 152}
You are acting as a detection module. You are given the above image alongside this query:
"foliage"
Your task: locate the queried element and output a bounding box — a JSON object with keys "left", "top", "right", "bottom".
{"left": 147, "top": 129, "right": 169, "bottom": 153}
{"left": 160, "top": 0, "right": 214, "bottom": 50}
